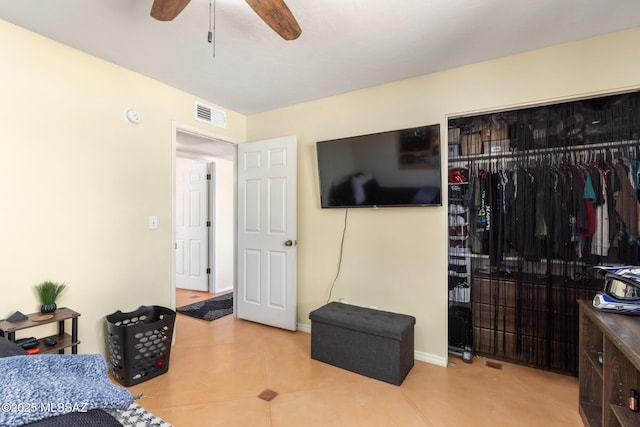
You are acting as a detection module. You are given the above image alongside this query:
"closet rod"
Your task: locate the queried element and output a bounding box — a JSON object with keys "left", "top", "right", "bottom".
{"left": 455, "top": 138, "right": 639, "bottom": 161}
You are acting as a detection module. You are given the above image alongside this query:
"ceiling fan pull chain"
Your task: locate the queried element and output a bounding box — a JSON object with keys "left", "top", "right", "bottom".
{"left": 208, "top": 0, "right": 216, "bottom": 58}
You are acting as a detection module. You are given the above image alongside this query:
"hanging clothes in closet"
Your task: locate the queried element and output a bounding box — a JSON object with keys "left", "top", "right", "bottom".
{"left": 467, "top": 146, "right": 640, "bottom": 269}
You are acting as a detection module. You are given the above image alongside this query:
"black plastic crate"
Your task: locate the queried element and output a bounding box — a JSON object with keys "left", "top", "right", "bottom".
{"left": 106, "top": 305, "right": 176, "bottom": 386}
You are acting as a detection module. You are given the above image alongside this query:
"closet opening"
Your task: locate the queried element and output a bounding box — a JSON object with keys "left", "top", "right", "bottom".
{"left": 447, "top": 90, "right": 640, "bottom": 375}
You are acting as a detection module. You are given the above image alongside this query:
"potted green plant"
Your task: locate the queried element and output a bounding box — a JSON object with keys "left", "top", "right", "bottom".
{"left": 35, "top": 281, "right": 67, "bottom": 313}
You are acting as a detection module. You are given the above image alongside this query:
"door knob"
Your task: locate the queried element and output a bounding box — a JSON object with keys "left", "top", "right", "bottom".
{"left": 284, "top": 240, "right": 293, "bottom": 246}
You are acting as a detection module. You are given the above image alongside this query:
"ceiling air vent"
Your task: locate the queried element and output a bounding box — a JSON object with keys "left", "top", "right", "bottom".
{"left": 195, "top": 101, "right": 226, "bottom": 128}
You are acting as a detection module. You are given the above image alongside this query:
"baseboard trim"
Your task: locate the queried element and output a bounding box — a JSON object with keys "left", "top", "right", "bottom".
{"left": 414, "top": 350, "right": 448, "bottom": 367}
{"left": 297, "top": 322, "right": 311, "bottom": 334}
{"left": 296, "top": 322, "right": 447, "bottom": 368}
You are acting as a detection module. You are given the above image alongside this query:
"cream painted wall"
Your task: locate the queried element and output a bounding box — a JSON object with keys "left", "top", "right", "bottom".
{"left": 246, "top": 27, "right": 640, "bottom": 363}
{"left": 0, "top": 20, "right": 246, "bottom": 355}
{"left": 212, "top": 158, "right": 235, "bottom": 293}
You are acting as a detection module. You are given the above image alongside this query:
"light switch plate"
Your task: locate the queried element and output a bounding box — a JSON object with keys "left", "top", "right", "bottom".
{"left": 149, "top": 215, "right": 158, "bottom": 229}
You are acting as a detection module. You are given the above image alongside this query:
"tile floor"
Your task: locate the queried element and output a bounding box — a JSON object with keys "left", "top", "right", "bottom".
{"left": 127, "top": 290, "right": 583, "bottom": 427}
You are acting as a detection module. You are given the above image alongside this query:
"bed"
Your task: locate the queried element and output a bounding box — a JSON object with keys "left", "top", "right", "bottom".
{"left": 0, "top": 337, "right": 171, "bottom": 427}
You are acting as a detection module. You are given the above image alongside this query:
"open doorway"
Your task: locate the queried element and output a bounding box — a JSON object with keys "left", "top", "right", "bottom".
{"left": 170, "top": 128, "right": 298, "bottom": 332}
{"left": 171, "top": 126, "right": 236, "bottom": 309}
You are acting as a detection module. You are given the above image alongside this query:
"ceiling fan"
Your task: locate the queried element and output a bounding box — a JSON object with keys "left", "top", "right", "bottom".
{"left": 150, "top": 0, "right": 302, "bottom": 40}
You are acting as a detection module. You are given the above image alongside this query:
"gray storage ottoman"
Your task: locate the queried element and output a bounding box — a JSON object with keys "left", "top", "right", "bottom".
{"left": 309, "top": 302, "right": 415, "bottom": 385}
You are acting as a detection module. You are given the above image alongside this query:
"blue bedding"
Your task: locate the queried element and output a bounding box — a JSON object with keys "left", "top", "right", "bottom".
{"left": 0, "top": 354, "right": 132, "bottom": 427}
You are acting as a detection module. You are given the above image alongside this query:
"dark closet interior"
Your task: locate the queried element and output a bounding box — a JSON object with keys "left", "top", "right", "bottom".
{"left": 447, "top": 90, "right": 640, "bottom": 375}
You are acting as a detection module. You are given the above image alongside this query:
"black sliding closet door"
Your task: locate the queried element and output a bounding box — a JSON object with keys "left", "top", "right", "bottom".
{"left": 448, "top": 91, "right": 640, "bottom": 375}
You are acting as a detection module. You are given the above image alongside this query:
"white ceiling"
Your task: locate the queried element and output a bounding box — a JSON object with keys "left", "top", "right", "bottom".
{"left": 2, "top": 0, "right": 640, "bottom": 115}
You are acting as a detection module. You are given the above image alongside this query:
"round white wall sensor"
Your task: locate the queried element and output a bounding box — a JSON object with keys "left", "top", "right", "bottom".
{"left": 125, "top": 109, "right": 142, "bottom": 124}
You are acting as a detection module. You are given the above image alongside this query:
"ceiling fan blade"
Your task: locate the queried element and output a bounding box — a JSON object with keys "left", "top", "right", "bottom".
{"left": 150, "top": 0, "right": 192, "bottom": 21}
{"left": 245, "top": 0, "right": 301, "bottom": 40}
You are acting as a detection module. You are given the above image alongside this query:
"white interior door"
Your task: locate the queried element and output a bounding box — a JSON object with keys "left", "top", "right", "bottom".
{"left": 237, "top": 136, "right": 297, "bottom": 330}
{"left": 176, "top": 156, "right": 209, "bottom": 291}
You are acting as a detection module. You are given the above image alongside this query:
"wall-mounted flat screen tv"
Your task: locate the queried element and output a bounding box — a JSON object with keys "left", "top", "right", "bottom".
{"left": 316, "top": 124, "right": 441, "bottom": 208}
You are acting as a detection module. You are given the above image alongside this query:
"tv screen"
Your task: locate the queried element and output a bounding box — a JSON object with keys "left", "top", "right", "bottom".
{"left": 316, "top": 124, "right": 442, "bottom": 208}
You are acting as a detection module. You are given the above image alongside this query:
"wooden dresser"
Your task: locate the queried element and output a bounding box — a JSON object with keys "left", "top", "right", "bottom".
{"left": 472, "top": 272, "right": 599, "bottom": 375}
{"left": 578, "top": 300, "right": 640, "bottom": 427}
